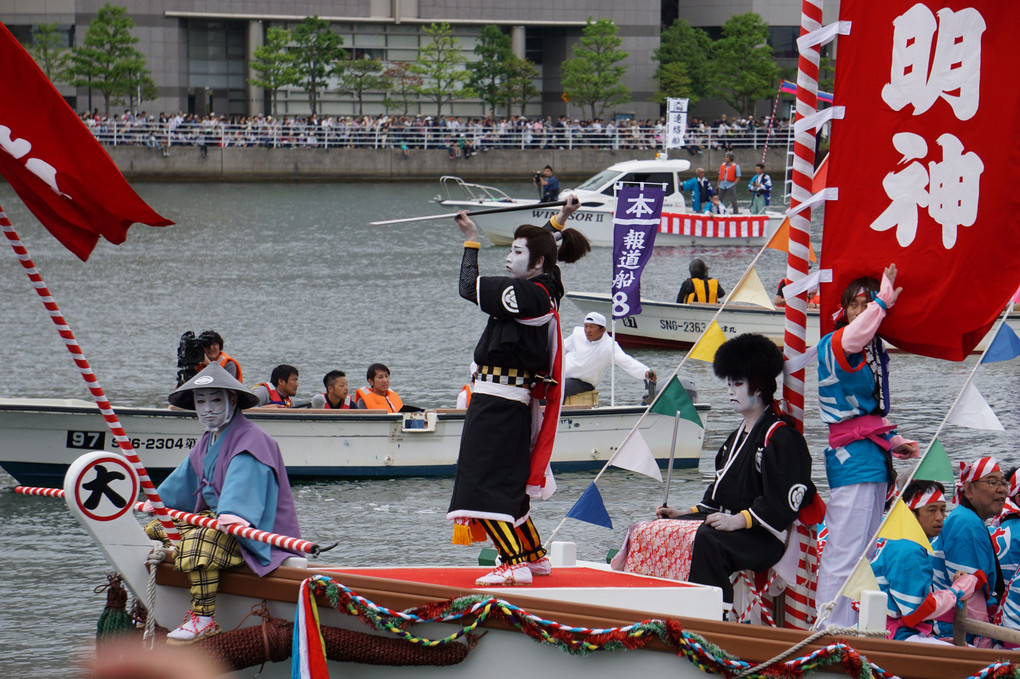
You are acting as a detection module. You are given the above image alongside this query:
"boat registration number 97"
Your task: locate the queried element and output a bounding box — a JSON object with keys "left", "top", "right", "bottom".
{"left": 660, "top": 320, "right": 705, "bottom": 333}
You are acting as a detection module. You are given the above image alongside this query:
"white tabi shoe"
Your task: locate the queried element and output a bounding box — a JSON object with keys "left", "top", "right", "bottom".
{"left": 526, "top": 556, "right": 552, "bottom": 576}
{"left": 475, "top": 562, "right": 533, "bottom": 586}
{"left": 166, "top": 610, "right": 222, "bottom": 645}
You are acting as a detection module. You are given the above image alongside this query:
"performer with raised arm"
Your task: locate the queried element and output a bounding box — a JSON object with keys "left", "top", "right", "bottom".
{"left": 815, "top": 264, "right": 919, "bottom": 627}
{"left": 447, "top": 195, "right": 590, "bottom": 586}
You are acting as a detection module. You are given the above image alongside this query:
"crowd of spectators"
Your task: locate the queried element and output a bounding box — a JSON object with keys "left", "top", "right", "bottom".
{"left": 81, "top": 109, "right": 792, "bottom": 153}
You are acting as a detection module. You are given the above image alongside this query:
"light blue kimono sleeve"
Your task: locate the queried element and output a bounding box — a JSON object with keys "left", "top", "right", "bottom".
{"left": 155, "top": 457, "right": 200, "bottom": 510}
{"left": 217, "top": 452, "right": 279, "bottom": 566}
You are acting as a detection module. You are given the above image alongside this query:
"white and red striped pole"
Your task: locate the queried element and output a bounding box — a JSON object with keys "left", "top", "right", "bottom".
{"left": 15, "top": 486, "right": 328, "bottom": 556}
{"left": 782, "top": 0, "right": 824, "bottom": 430}
{"left": 1, "top": 209, "right": 181, "bottom": 544}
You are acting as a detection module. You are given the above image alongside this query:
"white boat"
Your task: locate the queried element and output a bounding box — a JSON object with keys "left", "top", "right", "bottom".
{"left": 435, "top": 158, "right": 784, "bottom": 247}
{"left": 0, "top": 397, "right": 708, "bottom": 488}
{"left": 566, "top": 291, "right": 1020, "bottom": 353}
{"left": 59, "top": 448, "right": 1015, "bottom": 679}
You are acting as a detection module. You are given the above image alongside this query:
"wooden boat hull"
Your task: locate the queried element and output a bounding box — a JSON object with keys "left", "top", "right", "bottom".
{"left": 62, "top": 450, "right": 1020, "bottom": 679}
{"left": 0, "top": 398, "right": 707, "bottom": 488}
{"left": 566, "top": 291, "right": 1019, "bottom": 353}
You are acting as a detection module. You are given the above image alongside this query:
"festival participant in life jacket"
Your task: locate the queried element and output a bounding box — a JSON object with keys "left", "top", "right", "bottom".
{"left": 815, "top": 264, "right": 919, "bottom": 628}
{"left": 251, "top": 364, "right": 299, "bottom": 407}
{"left": 676, "top": 258, "right": 725, "bottom": 304}
{"left": 311, "top": 370, "right": 353, "bottom": 409}
{"left": 655, "top": 333, "right": 820, "bottom": 606}
{"left": 717, "top": 151, "right": 741, "bottom": 213}
{"left": 930, "top": 457, "right": 1007, "bottom": 645}
{"left": 143, "top": 363, "right": 300, "bottom": 644}
{"left": 197, "top": 330, "right": 242, "bottom": 382}
{"left": 353, "top": 363, "right": 403, "bottom": 412}
{"left": 871, "top": 480, "right": 979, "bottom": 644}
{"left": 447, "top": 195, "right": 591, "bottom": 586}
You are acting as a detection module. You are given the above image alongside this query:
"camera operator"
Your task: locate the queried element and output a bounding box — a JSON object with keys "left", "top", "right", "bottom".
{"left": 532, "top": 165, "right": 560, "bottom": 202}
{"left": 176, "top": 331, "right": 207, "bottom": 387}
{"left": 197, "top": 330, "right": 243, "bottom": 382}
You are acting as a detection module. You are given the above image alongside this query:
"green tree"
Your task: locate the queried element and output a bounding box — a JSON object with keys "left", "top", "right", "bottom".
{"left": 653, "top": 19, "right": 712, "bottom": 104}
{"left": 29, "top": 22, "right": 70, "bottom": 83}
{"left": 653, "top": 61, "right": 694, "bottom": 105}
{"left": 499, "top": 56, "right": 539, "bottom": 117}
{"left": 291, "top": 16, "right": 346, "bottom": 115}
{"left": 710, "top": 13, "right": 780, "bottom": 116}
{"left": 337, "top": 56, "right": 386, "bottom": 116}
{"left": 66, "top": 4, "right": 153, "bottom": 114}
{"left": 818, "top": 56, "right": 835, "bottom": 95}
{"left": 410, "top": 22, "right": 469, "bottom": 118}
{"left": 560, "top": 18, "right": 630, "bottom": 121}
{"left": 382, "top": 62, "right": 423, "bottom": 115}
{"left": 249, "top": 26, "right": 299, "bottom": 116}
{"left": 467, "top": 25, "right": 513, "bottom": 116}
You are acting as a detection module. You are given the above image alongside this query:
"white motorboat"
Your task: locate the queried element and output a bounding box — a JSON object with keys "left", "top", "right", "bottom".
{"left": 565, "top": 291, "right": 1020, "bottom": 352}
{"left": 0, "top": 397, "right": 708, "bottom": 488}
{"left": 55, "top": 448, "right": 1014, "bottom": 679}
{"left": 435, "top": 158, "right": 784, "bottom": 247}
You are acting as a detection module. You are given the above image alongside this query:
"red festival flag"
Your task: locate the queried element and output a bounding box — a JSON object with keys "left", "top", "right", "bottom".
{"left": 819, "top": 1, "right": 1019, "bottom": 359}
{"left": 0, "top": 22, "right": 172, "bottom": 260}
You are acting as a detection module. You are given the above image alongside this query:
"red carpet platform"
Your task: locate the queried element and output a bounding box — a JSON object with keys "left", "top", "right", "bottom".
{"left": 322, "top": 566, "right": 697, "bottom": 590}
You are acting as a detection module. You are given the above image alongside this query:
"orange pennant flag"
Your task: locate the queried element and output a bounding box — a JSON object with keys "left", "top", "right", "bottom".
{"left": 812, "top": 154, "right": 829, "bottom": 194}
{"left": 765, "top": 218, "right": 817, "bottom": 263}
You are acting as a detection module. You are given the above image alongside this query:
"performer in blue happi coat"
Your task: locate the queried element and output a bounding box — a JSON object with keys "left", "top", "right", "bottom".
{"left": 992, "top": 469, "right": 1020, "bottom": 639}
{"left": 145, "top": 363, "right": 301, "bottom": 644}
{"left": 871, "top": 480, "right": 977, "bottom": 644}
{"left": 680, "top": 167, "right": 714, "bottom": 213}
{"left": 931, "top": 457, "right": 1006, "bottom": 646}
{"left": 815, "top": 264, "right": 919, "bottom": 627}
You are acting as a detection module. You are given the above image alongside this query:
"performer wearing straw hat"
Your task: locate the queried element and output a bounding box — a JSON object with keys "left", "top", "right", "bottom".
{"left": 656, "top": 334, "right": 820, "bottom": 606}
{"left": 144, "top": 363, "right": 301, "bottom": 644}
{"left": 447, "top": 195, "right": 590, "bottom": 586}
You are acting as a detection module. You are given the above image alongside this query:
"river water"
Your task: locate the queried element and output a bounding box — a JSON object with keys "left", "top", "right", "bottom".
{"left": 0, "top": 180, "right": 1016, "bottom": 675}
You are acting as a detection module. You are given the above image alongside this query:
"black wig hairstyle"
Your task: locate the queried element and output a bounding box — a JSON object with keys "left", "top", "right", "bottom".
{"left": 712, "top": 333, "right": 785, "bottom": 404}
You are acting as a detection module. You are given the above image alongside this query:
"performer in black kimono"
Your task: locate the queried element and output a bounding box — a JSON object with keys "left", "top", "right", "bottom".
{"left": 657, "top": 333, "right": 820, "bottom": 603}
{"left": 447, "top": 196, "right": 590, "bottom": 586}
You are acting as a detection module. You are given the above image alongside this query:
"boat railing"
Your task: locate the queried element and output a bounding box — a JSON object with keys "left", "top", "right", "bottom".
{"left": 436, "top": 175, "right": 517, "bottom": 204}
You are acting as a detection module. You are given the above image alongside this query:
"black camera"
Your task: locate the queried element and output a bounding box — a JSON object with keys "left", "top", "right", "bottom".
{"left": 532, "top": 171, "right": 542, "bottom": 184}
{"left": 176, "top": 331, "right": 207, "bottom": 387}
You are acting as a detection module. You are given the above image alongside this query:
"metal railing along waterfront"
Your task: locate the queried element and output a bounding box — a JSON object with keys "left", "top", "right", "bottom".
{"left": 86, "top": 119, "right": 793, "bottom": 153}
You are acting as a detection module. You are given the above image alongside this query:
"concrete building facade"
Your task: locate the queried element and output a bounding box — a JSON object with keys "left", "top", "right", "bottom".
{"left": 1, "top": 1, "right": 831, "bottom": 120}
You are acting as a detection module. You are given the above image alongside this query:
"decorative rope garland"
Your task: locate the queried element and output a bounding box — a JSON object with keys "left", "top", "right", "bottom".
{"left": 299, "top": 574, "right": 1020, "bottom": 679}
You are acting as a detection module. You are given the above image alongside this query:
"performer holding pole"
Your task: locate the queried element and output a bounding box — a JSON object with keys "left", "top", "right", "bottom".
{"left": 447, "top": 195, "right": 591, "bottom": 586}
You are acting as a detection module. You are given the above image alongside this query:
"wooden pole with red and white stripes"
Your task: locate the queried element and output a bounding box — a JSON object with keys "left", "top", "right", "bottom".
{"left": 782, "top": 0, "right": 824, "bottom": 430}
{"left": 15, "top": 486, "right": 327, "bottom": 556}
{"left": 1, "top": 209, "right": 181, "bottom": 544}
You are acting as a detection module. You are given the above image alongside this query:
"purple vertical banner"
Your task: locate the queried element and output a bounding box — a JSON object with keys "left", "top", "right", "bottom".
{"left": 612, "top": 185, "right": 665, "bottom": 319}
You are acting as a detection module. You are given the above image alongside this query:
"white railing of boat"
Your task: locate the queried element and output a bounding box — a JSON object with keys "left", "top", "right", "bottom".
{"left": 436, "top": 175, "right": 518, "bottom": 204}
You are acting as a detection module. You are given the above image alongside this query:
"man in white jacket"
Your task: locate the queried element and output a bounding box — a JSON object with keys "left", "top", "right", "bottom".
{"left": 563, "top": 312, "right": 655, "bottom": 398}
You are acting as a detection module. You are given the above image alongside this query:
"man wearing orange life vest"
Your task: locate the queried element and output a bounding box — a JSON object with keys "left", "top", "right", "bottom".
{"left": 311, "top": 370, "right": 354, "bottom": 409}
{"left": 676, "top": 258, "right": 725, "bottom": 304}
{"left": 197, "top": 330, "right": 243, "bottom": 382}
{"left": 353, "top": 363, "right": 404, "bottom": 412}
{"left": 251, "top": 364, "right": 299, "bottom": 408}
{"left": 717, "top": 151, "right": 741, "bottom": 214}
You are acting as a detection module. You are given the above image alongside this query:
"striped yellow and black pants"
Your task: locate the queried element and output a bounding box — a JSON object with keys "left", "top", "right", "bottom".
{"left": 146, "top": 513, "right": 244, "bottom": 616}
{"left": 478, "top": 517, "right": 547, "bottom": 566}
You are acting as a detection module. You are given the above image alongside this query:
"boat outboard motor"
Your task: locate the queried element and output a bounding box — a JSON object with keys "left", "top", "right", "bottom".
{"left": 641, "top": 377, "right": 657, "bottom": 406}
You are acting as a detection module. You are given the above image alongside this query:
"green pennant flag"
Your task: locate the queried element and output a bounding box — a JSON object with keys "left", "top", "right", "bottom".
{"left": 914, "top": 438, "right": 955, "bottom": 487}
{"left": 649, "top": 376, "right": 702, "bottom": 427}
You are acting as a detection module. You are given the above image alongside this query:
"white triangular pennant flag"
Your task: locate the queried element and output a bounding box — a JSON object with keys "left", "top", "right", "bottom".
{"left": 608, "top": 430, "right": 663, "bottom": 481}
{"left": 729, "top": 266, "right": 776, "bottom": 310}
{"left": 947, "top": 383, "right": 1004, "bottom": 431}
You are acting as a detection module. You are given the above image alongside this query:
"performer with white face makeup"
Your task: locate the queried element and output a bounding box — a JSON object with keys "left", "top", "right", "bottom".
{"left": 656, "top": 334, "right": 820, "bottom": 606}
{"left": 143, "top": 363, "right": 300, "bottom": 644}
{"left": 447, "top": 195, "right": 591, "bottom": 586}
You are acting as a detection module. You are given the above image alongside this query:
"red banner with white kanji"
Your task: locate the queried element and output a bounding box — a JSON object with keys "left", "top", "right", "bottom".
{"left": 819, "top": 0, "right": 1020, "bottom": 360}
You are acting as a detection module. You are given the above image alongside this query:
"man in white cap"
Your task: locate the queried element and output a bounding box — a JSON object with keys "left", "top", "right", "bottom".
{"left": 562, "top": 311, "right": 655, "bottom": 399}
